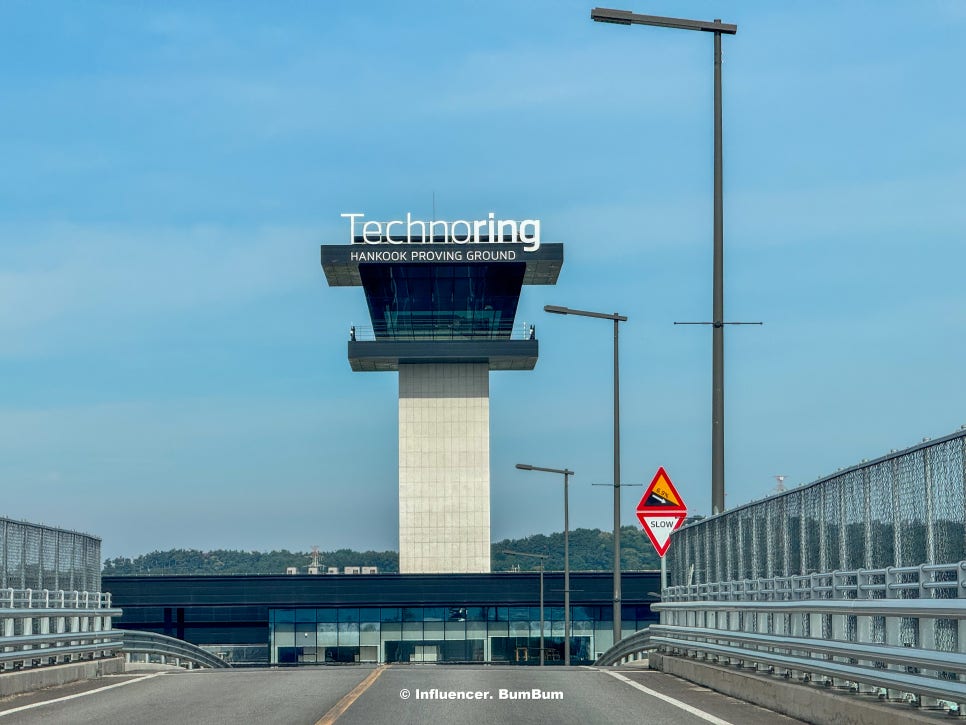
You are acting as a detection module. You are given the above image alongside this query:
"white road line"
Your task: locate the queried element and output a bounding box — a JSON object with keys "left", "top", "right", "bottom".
{"left": 0, "top": 672, "right": 165, "bottom": 718}
{"left": 603, "top": 670, "right": 736, "bottom": 725}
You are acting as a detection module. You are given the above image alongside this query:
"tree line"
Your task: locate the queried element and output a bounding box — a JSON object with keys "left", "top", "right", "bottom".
{"left": 102, "top": 526, "right": 663, "bottom": 575}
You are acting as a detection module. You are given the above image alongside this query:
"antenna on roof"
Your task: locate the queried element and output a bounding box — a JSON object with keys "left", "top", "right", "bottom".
{"left": 772, "top": 475, "right": 786, "bottom": 494}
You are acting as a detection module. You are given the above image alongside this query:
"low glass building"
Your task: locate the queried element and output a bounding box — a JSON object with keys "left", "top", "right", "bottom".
{"left": 270, "top": 603, "right": 656, "bottom": 665}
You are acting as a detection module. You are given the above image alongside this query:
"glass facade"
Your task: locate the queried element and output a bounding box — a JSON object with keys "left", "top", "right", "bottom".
{"left": 269, "top": 605, "right": 656, "bottom": 665}
{"left": 360, "top": 263, "right": 526, "bottom": 340}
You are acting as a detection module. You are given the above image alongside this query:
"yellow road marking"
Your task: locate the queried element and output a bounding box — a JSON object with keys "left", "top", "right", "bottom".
{"left": 315, "top": 665, "right": 386, "bottom": 725}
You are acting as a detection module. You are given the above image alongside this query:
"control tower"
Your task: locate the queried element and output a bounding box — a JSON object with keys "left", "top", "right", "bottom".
{"left": 322, "top": 220, "right": 563, "bottom": 573}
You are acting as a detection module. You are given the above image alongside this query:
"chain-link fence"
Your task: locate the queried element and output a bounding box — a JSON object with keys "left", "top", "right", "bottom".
{"left": 668, "top": 428, "right": 966, "bottom": 587}
{"left": 0, "top": 517, "right": 101, "bottom": 592}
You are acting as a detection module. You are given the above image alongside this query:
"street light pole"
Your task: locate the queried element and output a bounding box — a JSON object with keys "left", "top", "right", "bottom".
{"left": 612, "top": 313, "right": 622, "bottom": 639}
{"left": 591, "top": 7, "right": 737, "bottom": 515}
{"left": 516, "top": 463, "right": 574, "bottom": 665}
{"left": 563, "top": 469, "right": 570, "bottom": 666}
{"left": 544, "top": 305, "right": 626, "bottom": 645}
{"left": 712, "top": 24, "right": 725, "bottom": 515}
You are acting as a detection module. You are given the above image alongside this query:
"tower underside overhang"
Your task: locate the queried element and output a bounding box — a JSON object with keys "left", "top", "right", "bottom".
{"left": 348, "top": 339, "right": 538, "bottom": 372}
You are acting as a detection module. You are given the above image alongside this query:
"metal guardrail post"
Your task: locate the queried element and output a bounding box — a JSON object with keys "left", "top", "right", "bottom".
{"left": 854, "top": 568, "right": 875, "bottom": 695}
{"left": 918, "top": 567, "right": 940, "bottom": 709}
{"left": 884, "top": 566, "right": 903, "bottom": 701}
{"left": 829, "top": 571, "right": 845, "bottom": 688}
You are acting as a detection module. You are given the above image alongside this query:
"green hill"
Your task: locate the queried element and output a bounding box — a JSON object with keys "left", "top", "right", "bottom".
{"left": 492, "top": 526, "right": 662, "bottom": 572}
{"left": 102, "top": 526, "right": 662, "bottom": 575}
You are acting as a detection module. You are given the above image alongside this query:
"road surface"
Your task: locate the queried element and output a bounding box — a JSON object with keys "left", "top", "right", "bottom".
{"left": 0, "top": 665, "right": 804, "bottom": 725}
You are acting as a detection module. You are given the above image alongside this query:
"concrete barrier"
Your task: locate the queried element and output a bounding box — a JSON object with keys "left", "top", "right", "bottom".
{"left": 649, "top": 653, "right": 949, "bottom": 725}
{"left": 0, "top": 657, "right": 125, "bottom": 698}
{"left": 123, "top": 661, "right": 185, "bottom": 672}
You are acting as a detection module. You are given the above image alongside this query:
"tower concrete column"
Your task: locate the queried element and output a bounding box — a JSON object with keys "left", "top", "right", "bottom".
{"left": 398, "top": 363, "right": 490, "bottom": 573}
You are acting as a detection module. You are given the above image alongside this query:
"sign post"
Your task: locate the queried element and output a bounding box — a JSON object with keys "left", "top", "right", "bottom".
{"left": 636, "top": 467, "right": 688, "bottom": 592}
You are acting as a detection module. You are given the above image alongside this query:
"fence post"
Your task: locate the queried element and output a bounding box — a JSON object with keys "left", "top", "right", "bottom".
{"left": 799, "top": 491, "right": 807, "bottom": 580}
{"left": 924, "top": 450, "right": 936, "bottom": 567}
{"left": 862, "top": 469, "right": 873, "bottom": 570}
{"left": 958, "top": 561, "right": 966, "bottom": 717}
{"left": 765, "top": 504, "right": 775, "bottom": 580}
{"left": 829, "top": 571, "right": 847, "bottom": 688}
{"left": 819, "top": 487, "right": 828, "bottom": 574}
{"left": 838, "top": 481, "right": 848, "bottom": 573}
{"left": 891, "top": 459, "right": 902, "bottom": 568}
{"left": 751, "top": 513, "right": 760, "bottom": 582}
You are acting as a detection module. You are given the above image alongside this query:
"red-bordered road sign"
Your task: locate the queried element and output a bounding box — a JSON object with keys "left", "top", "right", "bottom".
{"left": 636, "top": 466, "right": 687, "bottom": 557}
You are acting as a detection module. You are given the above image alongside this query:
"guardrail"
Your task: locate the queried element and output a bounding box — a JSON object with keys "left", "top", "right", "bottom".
{"left": 594, "top": 627, "right": 655, "bottom": 666}
{"left": 0, "top": 588, "right": 121, "bottom": 672}
{"left": 0, "top": 588, "right": 113, "bottom": 609}
{"left": 662, "top": 561, "right": 966, "bottom": 602}
{"left": 121, "top": 630, "right": 231, "bottom": 669}
{"left": 652, "top": 561, "right": 966, "bottom": 713}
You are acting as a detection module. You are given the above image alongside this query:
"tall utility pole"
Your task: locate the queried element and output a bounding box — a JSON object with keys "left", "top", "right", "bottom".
{"left": 592, "top": 8, "right": 757, "bottom": 516}
{"left": 711, "top": 24, "right": 726, "bottom": 515}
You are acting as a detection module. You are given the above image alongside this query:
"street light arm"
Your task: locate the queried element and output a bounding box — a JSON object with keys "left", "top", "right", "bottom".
{"left": 590, "top": 8, "right": 737, "bottom": 34}
{"left": 502, "top": 550, "right": 549, "bottom": 560}
{"left": 516, "top": 463, "right": 574, "bottom": 477}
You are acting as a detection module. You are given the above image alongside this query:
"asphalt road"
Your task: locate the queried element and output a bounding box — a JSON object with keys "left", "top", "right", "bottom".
{"left": 0, "top": 666, "right": 805, "bottom": 725}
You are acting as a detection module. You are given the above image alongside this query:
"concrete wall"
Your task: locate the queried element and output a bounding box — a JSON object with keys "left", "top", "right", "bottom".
{"left": 649, "top": 652, "right": 943, "bottom": 725}
{"left": 0, "top": 657, "right": 124, "bottom": 698}
{"left": 398, "top": 363, "right": 490, "bottom": 573}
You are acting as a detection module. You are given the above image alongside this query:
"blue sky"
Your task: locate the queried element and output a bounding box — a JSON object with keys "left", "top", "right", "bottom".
{"left": 2, "top": 2, "right": 964, "bottom": 560}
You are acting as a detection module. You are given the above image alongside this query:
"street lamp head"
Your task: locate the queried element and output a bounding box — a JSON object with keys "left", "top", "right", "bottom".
{"left": 543, "top": 305, "right": 570, "bottom": 316}
{"left": 590, "top": 7, "right": 737, "bottom": 34}
{"left": 591, "top": 8, "right": 631, "bottom": 25}
{"left": 515, "top": 463, "right": 534, "bottom": 471}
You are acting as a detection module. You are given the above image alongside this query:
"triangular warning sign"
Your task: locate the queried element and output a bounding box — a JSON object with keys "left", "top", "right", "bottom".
{"left": 636, "top": 512, "right": 687, "bottom": 557}
{"left": 637, "top": 466, "right": 687, "bottom": 512}
{"left": 636, "top": 467, "right": 688, "bottom": 557}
